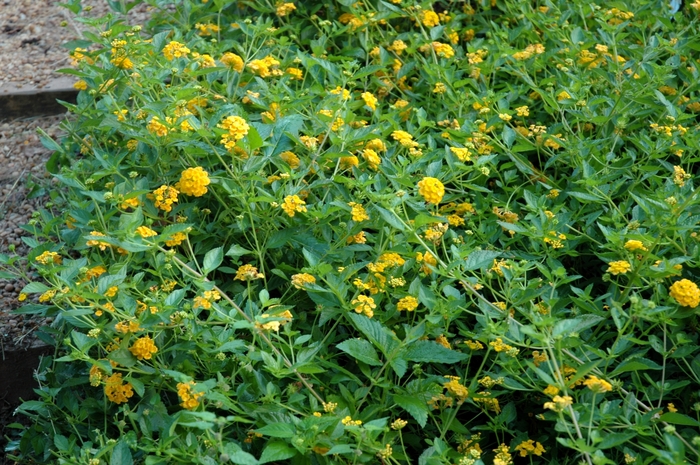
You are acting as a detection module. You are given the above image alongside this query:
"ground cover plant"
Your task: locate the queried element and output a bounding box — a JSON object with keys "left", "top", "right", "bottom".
{"left": 5, "top": 0, "right": 700, "bottom": 463}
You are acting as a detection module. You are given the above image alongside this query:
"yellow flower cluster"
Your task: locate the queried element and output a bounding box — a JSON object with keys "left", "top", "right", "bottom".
{"left": 235, "top": 264, "right": 264, "bottom": 281}
{"left": 391, "top": 418, "right": 407, "bottom": 430}
{"left": 443, "top": 375, "right": 468, "bottom": 400}
{"left": 514, "top": 440, "right": 545, "bottom": 457}
{"left": 247, "top": 55, "right": 281, "bottom": 77}
{"left": 361, "top": 92, "right": 378, "bottom": 110}
{"left": 341, "top": 416, "right": 362, "bottom": 426}
{"left": 194, "top": 22, "right": 220, "bottom": 36}
{"left": 465, "top": 340, "right": 484, "bottom": 350}
{"left": 274, "top": 152, "right": 298, "bottom": 170}
{"left": 129, "top": 335, "right": 158, "bottom": 360}
{"left": 669, "top": 279, "right": 700, "bottom": 308}
{"left": 291, "top": 273, "right": 316, "bottom": 289}
{"left": 220, "top": 52, "right": 244, "bottom": 72}
{"left": 166, "top": 232, "right": 187, "bottom": 247}
{"left": 473, "top": 391, "right": 501, "bottom": 413}
{"left": 348, "top": 202, "right": 369, "bottom": 222}
{"left": 450, "top": 147, "right": 472, "bottom": 162}
{"left": 86, "top": 231, "right": 111, "bottom": 251}
{"left": 176, "top": 167, "right": 210, "bottom": 197}
{"left": 624, "top": 239, "right": 647, "bottom": 252}
{"left": 177, "top": 381, "right": 204, "bottom": 410}
{"left": 492, "top": 443, "right": 512, "bottom": 465}
{"left": 512, "top": 43, "right": 545, "bottom": 61}
{"left": 258, "top": 310, "right": 293, "bottom": 331}
{"left": 543, "top": 395, "right": 573, "bottom": 412}
{"left": 276, "top": 2, "right": 296, "bottom": 16}
{"left": 110, "top": 39, "right": 133, "bottom": 70}
{"left": 286, "top": 67, "right": 303, "bottom": 79}
{"left": 583, "top": 375, "right": 612, "bottom": 393}
{"left": 147, "top": 117, "right": 169, "bottom": 137}
{"left": 416, "top": 251, "right": 437, "bottom": 274}
{"left": 532, "top": 350, "right": 548, "bottom": 367}
{"left": 163, "top": 41, "right": 190, "bottom": 60}
{"left": 397, "top": 296, "right": 418, "bottom": 311}
{"left": 420, "top": 10, "right": 440, "bottom": 27}
{"left": 193, "top": 290, "right": 221, "bottom": 309}
{"left": 35, "top": 251, "right": 62, "bottom": 265}
{"left": 417, "top": 177, "right": 445, "bottom": 204}
{"left": 218, "top": 115, "right": 250, "bottom": 152}
{"left": 281, "top": 195, "right": 307, "bottom": 217}
{"left": 135, "top": 226, "right": 157, "bottom": 238}
{"left": 152, "top": 185, "right": 179, "bottom": 212}
{"left": 361, "top": 149, "right": 381, "bottom": 170}
{"left": 352, "top": 295, "right": 376, "bottom": 318}
{"left": 607, "top": 260, "right": 631, "bottom": 275}
{"left": 104, "top": 373, "right": 134, "bottom": 404}
{"left": 673, "top": 165, "right": 691, "bottom": 187}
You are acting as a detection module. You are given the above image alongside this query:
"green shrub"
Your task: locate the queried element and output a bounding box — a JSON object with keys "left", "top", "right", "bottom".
{"left": 6, "top": 0, "right": 700, "bottom": 464}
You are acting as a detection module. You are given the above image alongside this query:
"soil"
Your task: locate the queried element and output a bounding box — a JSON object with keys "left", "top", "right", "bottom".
{"left": 0, "top": 2, "right": 152, "bottom": 462}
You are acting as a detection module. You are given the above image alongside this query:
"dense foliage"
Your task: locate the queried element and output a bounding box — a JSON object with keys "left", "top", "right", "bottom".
{"left": 6, "top": 0, "right": 700, "bottom": 464}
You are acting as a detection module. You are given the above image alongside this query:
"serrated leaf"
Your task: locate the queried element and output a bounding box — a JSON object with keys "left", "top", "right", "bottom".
{"left": 609, "top": 358, "right": 662, "bottom": 377}
{"left": 337, "top": 339, "right": 382, "bottom": 366}
{"left": 463, "top": 250, "right": 500, "bottom": 271}
{"left": 230, "top": 450, "right": 259, "bottom": 465}
{"left": 393, "top": 394, "right": 429, "bottom": 427}
{"left": 202, "top": 247, "right": 224, "bottom": 275}
{"left": 402, "top": 340, "right": 468, "bottom": 364}
{"left": 259, "top": 441, "right": 297, "bottom": 463}
{"left": 374, "top": 205, "right": 406, "bottom": 231}
{"left": 552, "top": 315, "right": 604, "bottom": 337}
{"left": 108, "top": 348, "right": 137, "bottom": 368}
{"left": 597, "top": 432, "right": 637, "bottom": 449}
{"left": 21, "top": 282, "right": 50, "bottom": 294}
{"left": 502, "top": 125, "right": 516, "bottom": 148}
{"left": 226, "top": 244, "right": 253, "bottom": 258}
{"left": 659, "top": 412, "right": 700, "bottom": 426}
{"left": 255, "top": 422, "right": 296, "bottom": 438}
{"left": 110, "top": 440, "right": 133, "bottom": 465}
{"left": 347, "top": 313, "right": 399, "bottom": 356}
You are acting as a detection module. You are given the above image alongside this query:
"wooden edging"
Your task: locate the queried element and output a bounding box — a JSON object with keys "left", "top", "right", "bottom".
{"left": 0, "top": 77, "right": 78, "bottom": 119}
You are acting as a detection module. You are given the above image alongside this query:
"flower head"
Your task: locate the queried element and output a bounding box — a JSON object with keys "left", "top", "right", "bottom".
{"left": 176, "top": 167, "right": 210, "bottom": 197}
{"left": 129, "top": 335, "right": 158, "bottom": 360}
{"left": 104, "top": 373, "right": 134, "bottom": 404}
{"left": 235, "top": 264, "right": 264, "bottom": 281}
{"left": 177, "top": 381, "right": 204, "bottom": 410}
{"left": 417, "top": 177, "right": 445, "bottom": 204}
{"left": 607, "top": 260, "right": 631, "bottom": 275}
{"left": 281, "top": 195, "right": 307, "bottom": 217}
{"left": 669, "top": 279, "right": 700, "bottom": 307}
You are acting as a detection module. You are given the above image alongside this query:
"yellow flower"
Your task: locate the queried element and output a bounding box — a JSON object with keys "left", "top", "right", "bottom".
{"left": 276, "top": 2, "right": 296, "bottom": 16}
{"left": 583, "top": 376, "right": 612, "bottom": 393}
{"left": 515, "top": 106, "right": 530, "bottom": 117}
{"left": 465, "top": 340, "right": 484, "bottom": 350}
{"left": 543, "top": 385, "right": 559, "bottom": 396}
{"left": 163, "top": 41, "right": 190, "bottom": 60}
{"left": 153, "top": 185, "right": 179, "bottom": 212}
{"left": 35, "top": 251, "right": 62, "bottom": 265}
{"left": 450, "top": 147, "right": 472, "bottom": 162}
{"left": 493, "top": 443, "right": 512, "bottom": 465}
{"left": 420, "top": 10, "right": 440, "bottom": 27}
{"left": 104, "top": 373, "right": 134, "bottom": 404}
{"left": 543, "top": 395, "right": 573, "bottom": 412}
{"left": 417, "top": 177, "right": 445, "bottom": 204}
{"left": 73, "top": 80, "right": 88, "bottom": 90}
{"left": 351, "top": 295, "right": 376, "bottom": 318}
{"left": 105, "top": 286, "right": 118, "bottom": 298}
{"left": 624, "top": 240, "right": 647, "bottom": 251}
{"left": 391, "top": 418, "right": 407, "bottom": 430}
{"left": 514, "top": 439, "right": 545, "bottom": 457}
{"left": 361, "top": 149, "right": 381, "bottom": 170}
{"left": 397, "top": 296, "right": 418, "bottom": 311}
{"left": 557, "top": 90, "right": 571, "bottom": 101}
{"left": 348, "top": 202, "right": 369, "bottom": 222}
{"left": 532, "top": 350, "right": 548, "bottom": 367}
{"left": 18, "top": 293, "right": 27, "bottom": 302}
{"left": 281, "top": 195, "right": 307, "bottom": 217}
{"left": 165, "top": 232, "right": 187, "bottom": 247}
{"left": 147, "top": 117, "right": 169, "bottom": 137}
{"left": 361, "top": 92, "right": 378, "bottom": 110}
{"left": 176, "top": 167, "right": 210, "bottom": 197}
{"left": 416, "top": 251, "right": 437, "bottom": 274}
{"left": 129, "top": 335, "right": 158, "bottom": 360}
{"left": 291, "top": 273, "right": 315, "bottom": 289}
{"left": 339, "top": 156, "right": 359, "bottom": 169}
{"left": 443, "top": 375, "right": 468, "bottom": 399}
{"left": 220, "top": 52, "right": 244, "bottom": 72}
{"left": 279, "top": 151, "right": 300, "bottom": 169}
{"left": 341, "top": 415, "right": 362, "bottom": 426}
{"left": 607, "top": 260, "right": 631, "bottom": 275}
{"left": 235, "top": 264, "right": 264, "bottom": 281}
{"left": 135, "top": 226, "right": 157, "bottom": 238}
{"left": 669, "top": 279, "right": 700, "bottom": 307}
{"left": 177, "top": 381, "right": 204, "bottom": 410}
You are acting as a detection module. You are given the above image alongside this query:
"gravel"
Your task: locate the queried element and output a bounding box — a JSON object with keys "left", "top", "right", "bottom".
{"left": 0, "top": 1, "right": 152, "bottom": 351}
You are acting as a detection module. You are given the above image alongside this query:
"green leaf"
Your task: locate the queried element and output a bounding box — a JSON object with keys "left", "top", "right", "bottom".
{"left": 502, "top": 125, "right": 516, "bottom": 148}
{"left": 230, "top": 450, "right": 259, "bottom": 465}
{"left": 54, "top": 434, "right": 70, "bottom": 452}
{"left": 71, "top": 330, "right": 95, "bottom": 351}
{"left": 374, "top": 205, "right": 406, "bottom": 231}
{"left": 567, "top": 191, "right": 605, "bottom": 203}
{"left": 21, "top": 282, "right": 50, "bottom": 294}
{"left": 597, "top": 432, "right": 637, "bottom": 449}
{"left": 202, "top": 247, "right": 224, "bottom": 275}
{"left": 337, "top": 339, "right": 383, "bottom": 366}
{"left": 255, "top": 422, "right": 296, "bottom": 438}
{"left": 110, "top": 440, "right": 133, "bottom": 465}
{"left": 108, "top": 348, "right": 137, "bottom": 368}
{"left": 463, "top": 250, "right": 500, "bottom": 271}
{"left": 324, "top": 445, "right": 355, "bottom": 456}
{"left": 402, "top": 340, "right": 468, "bottom": 364}
{"left": 659, "top": 412, "right": 700, "bottom": 427}
{"left": 226, "top": 244, "right": 253, "bottom": 258}
{"left": 552, "top": 315, "right": 604, "bottom": 337}
{"left": 610, "top": 358, "right": 662, "bottom": 377}
{"left": 259, "top": 441, "right": 298, "bottom": 463}
{"left": 393, "top": 394, "right": 429, "bottom": 427}
{"left": 347, "top": 313, "right": 399, "bottom": 356}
